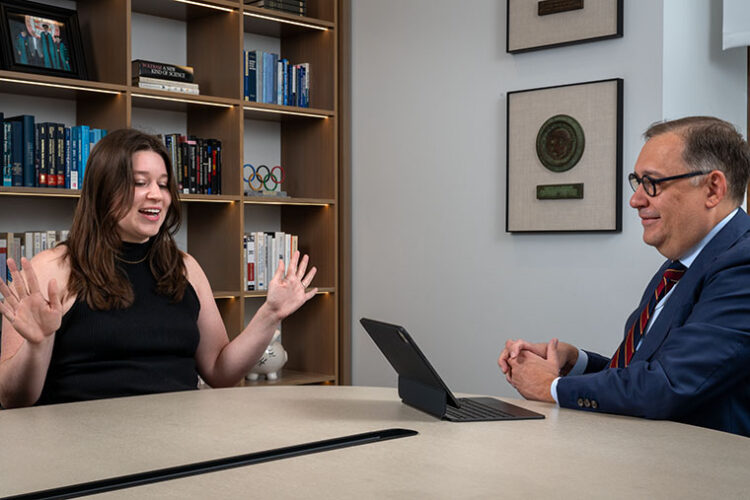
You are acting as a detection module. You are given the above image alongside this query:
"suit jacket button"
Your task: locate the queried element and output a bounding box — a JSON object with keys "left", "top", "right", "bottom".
{"left": 591, "top": 400, "right": 599, "bottom": 409}
{"left": 584, "top": 398, "right": 591, "bottom": 408}
{"left": 577, "top": 398, "right": 584, "bottom": 407}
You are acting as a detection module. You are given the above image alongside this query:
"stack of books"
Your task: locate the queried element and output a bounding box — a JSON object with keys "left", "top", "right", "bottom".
{"left": 132, "top": 60, "right": 199, "bottom": 95}
{"left": 245, "top": 0, "right": 307, "bottom": 16}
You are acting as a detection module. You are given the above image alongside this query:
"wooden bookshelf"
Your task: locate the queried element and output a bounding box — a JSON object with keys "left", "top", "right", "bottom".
{"left": 0, "top": 0, "right": 348, "bottom": 387}
{"left": 239, "top": 369, "right": 335, "bottom": 386}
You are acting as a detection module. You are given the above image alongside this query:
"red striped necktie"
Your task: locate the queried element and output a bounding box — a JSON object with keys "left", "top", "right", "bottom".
{"left": 609, "top": 261, "right": 687, "bottom": 368}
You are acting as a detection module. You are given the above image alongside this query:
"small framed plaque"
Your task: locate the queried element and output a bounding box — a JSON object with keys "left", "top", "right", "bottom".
{"left": 507, "top": 0, "right": 623, "bottom": 54}
{"left": 506, "top": 79, "right": 623, "bottom": 233}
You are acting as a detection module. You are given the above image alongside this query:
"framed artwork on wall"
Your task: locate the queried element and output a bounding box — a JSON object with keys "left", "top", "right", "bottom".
{"left": 505, "top": 78, "right": 623, "bottom": 233}
{"left": 0, "top": 0, "right": 87, "bottom": 80}
{"left": 506, "top": 0, "right": 623, "bottom": 53}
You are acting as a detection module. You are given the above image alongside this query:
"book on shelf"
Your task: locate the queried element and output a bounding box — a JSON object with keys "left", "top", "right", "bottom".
{"left": 53, "top": 123, "right": 65, "bottom": 187}
{"left": 73, "top": 125, "right": 91, "bottom": 190}
{"left": 6, "top": 115, "right": 35, "bottom": 187}
{"left": 262, "top": 51, "right": 276, "bottom": 104}
{"left": 245, "top": 0, "right": 307, "bottom": 16}
{"left": 133, "top": 76, "right": 200, "bottom": 95}
{"left": 243, "top": 50, "right": 310, "bottom": 107}
{"left": 244, "top": 50, "right": 258, "bottom": 102}
{"left": 244, "top": 233, "right": 255, "bottom": 291}
{"left": 0, "top": 236, "right": 6, "bottom": 286}
{"left": 131, "top": 59, "right": 194, "bottom": 83}
{"left": 159, "top": 133, "right": 222, "bottom": 195}
{"left": 276, "top": 58, "right": 286, "bottom": 105}
{"left": 2, "top": 114, "right": 11, "bottom": 187}
{"left": 0, "top": 114, "right": 105, "bottom": 190}
{"left": 8, "top": 120, "right": 23, "bottom": 186}
{"left": 2, "top": 230, "right": 68, "bottom": 277}
{"left": 35, "top": 122, "right": 46, "bottom": 187}
{"left": 64, "top": 127, "right": 71, "bottom": 189}
{"left": 1, "top": 232, "right": 20, "bottom": 280}
{"left": 244, "top": 232, "right": 298, "bottom": 291}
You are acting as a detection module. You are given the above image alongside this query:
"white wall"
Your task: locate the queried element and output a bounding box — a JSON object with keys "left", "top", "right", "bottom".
{"left": 350, "top": 0, "right": 746, "bottom": 397}
{"left": 663, "top": 0, "right": 746, "bottom": 130}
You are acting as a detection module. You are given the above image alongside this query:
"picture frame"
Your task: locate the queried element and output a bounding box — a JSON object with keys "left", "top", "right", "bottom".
{"left": 506, "top": 0, "right": 623, "bottom": 54}
{"left": 506, "top": 78, "right": 623, "bottom": 233}
{"left": 0, "top": 0, "right": 87, "bottom": 80}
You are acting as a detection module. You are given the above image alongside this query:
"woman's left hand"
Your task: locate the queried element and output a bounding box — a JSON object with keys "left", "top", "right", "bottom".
{"left": 265, "top": 251, "right": 317, "bottom": 321}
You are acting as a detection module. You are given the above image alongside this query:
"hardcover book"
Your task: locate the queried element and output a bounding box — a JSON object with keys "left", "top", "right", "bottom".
{"left": 262, "top": 52, "right": 276, "bottom": 104}
{"left": 65, "top": 127, "right": 71, "bottom": 189}
{"left": 247, "top": 233, "right": 255, "bottom": 290}
{"left": 37, "top": 123, "right": 48, "bottom": 187}
{"left": 0, "top": 237, "right": 6, "bottom": 285}
{"left": 133, "top": 76, "right": 199, "bottom": 93}
{"left": 2, "top": 120, "right": 10, "bottom": 187}
{"left": 54, "top": 123, "right": 65, "bottom": 187}
{"left": 131, "top": 60, "right": 194, "bottom": 83}
{"left": 71, "top": 126, "right": 80, "bottom": 190}
{"left": 133, "top": 79, "right": 200, "bottom": 95}
{"left": 245, "top": 50, "right": 258, "bottom": 102}
{"left": 79, "top": 124, "right": 90, "bottom": 186}
{"left": 6, "top": 115, "right": 35, "bottom": 187}
{"left": 8, "top": 121, "right": 23, "bottom": 187}
{"left": 246, "top": 0, "right": 307, "bottom": 15}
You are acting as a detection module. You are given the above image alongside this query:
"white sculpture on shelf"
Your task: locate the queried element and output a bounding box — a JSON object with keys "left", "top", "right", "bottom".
{"left": 246, "top": 329, "right": 287, "bottom": 381}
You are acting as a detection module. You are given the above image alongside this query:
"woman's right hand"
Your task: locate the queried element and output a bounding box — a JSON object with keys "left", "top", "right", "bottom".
{"left": 0, "top": 257, "right": 62, "bottom": 344}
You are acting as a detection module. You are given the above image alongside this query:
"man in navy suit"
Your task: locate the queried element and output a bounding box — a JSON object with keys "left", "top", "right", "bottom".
{"left": 499, "top": 116, "right": 750, "bottom": 437}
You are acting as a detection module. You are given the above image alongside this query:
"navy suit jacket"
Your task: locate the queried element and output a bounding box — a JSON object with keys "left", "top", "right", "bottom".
{"left": 557, "top": 209, "right": 750, "bottom": 437}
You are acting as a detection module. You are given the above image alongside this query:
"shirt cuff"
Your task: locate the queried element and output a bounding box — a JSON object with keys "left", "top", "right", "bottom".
{"left": 550, "top": 377, "right": 560, "bottom": 405}
{"left": 550, "top": 348, "right": 587, "bottom": 406}
{"left": 568, "top": 348, "right": 588, "bottom": 376}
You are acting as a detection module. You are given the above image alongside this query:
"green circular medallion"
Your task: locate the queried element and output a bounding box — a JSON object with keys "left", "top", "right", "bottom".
{"left": 535, "top": 114, "right": 585, "bottom": 173}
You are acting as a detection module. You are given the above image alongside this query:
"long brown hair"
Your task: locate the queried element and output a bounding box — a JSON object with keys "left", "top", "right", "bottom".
{"left": 65, "top": 128, "right": 187, "bottom": 310}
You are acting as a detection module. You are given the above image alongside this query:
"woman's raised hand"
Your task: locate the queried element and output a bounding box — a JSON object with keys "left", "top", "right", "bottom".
{"left": 265, "top": 251, "right": 317, "bottom": 321}
{"left": 0, "top": 257, "right": 62, "bottom": 344}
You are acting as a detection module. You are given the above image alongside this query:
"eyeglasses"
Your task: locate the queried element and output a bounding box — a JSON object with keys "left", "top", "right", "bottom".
{"left": 628, "top": 171, "right": 709, "bottom": 197}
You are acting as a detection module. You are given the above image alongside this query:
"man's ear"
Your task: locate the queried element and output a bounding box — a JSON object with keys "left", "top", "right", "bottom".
{"left": 704, "top": 170, "right": 727, "bottom": 208}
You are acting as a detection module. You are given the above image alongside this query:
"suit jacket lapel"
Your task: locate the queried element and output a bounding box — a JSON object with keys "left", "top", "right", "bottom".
{"left": 632, "top": 209, "right": 750, "bottom": 363}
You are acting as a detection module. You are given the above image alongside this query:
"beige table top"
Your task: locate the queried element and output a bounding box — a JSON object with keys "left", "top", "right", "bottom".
{"left": 1, "top": 385, "right": 748, "bottom": 499}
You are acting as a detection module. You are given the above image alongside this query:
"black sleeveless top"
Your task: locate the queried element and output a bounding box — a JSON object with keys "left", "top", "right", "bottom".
{"left": 37, "top": 239, "right": 201, "bottom": 405}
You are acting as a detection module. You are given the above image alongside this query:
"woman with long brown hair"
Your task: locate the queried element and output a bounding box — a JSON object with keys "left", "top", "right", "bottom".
{"left": 0, "top": 128, "right": 317, "bottom": 407}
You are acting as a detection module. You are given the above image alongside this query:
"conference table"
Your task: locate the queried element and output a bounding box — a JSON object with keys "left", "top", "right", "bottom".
{"left": 1, "top": 385, "right": 748, "bottom": 499}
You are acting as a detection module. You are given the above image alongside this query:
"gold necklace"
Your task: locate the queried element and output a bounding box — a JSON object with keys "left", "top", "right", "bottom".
{"left": 116, "top": 251, "right": 150, "bottom": 265}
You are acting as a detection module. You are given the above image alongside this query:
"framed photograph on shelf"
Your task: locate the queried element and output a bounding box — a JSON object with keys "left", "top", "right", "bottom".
{"left": 506, "top": 0, "right": 623, "bottom": 53}
{"left": 506, "top": 78, "right": 623, "bottom": 233}
{"left": 0, "top": 0, "right": 87, "bottom": 80}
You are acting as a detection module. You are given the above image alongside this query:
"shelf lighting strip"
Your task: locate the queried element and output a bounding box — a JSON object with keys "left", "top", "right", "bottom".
{"left": 243, "top": 11, "right": 329, "bottom": 31}
{"left": 131, "top": 93, "right": 233, "bottom": 108}
{"left": 0, "top": 77, "right": 121, "bottom": 95}
{"left": 180, "top": 197, "right": 236, "bottom": 203}
{"left": 0, "top": 190, "right": 80, "bottom": 198}
{"left": 244, "top": 199, "right": 331, "bottom": 206}
{"left": 243, "top": 105, "right": 329, "bottom": 119}
{"left": 172, "top": 0, "right": 235, "bottom": 13}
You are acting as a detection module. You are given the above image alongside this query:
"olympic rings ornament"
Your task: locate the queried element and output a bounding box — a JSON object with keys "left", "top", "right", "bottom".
{"left": 243, "top": 164, "right": 286, "bottom": 195}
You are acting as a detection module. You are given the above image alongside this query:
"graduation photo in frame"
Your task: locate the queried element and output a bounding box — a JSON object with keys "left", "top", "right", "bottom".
{"left": 0, "top": 0, "right": 87, "bottom": 80}
{"left": 506, "top": 0, "right": 623, "bottom": 53}
{"left": 505, "top": 78, "right": 623, "bottom": 233}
